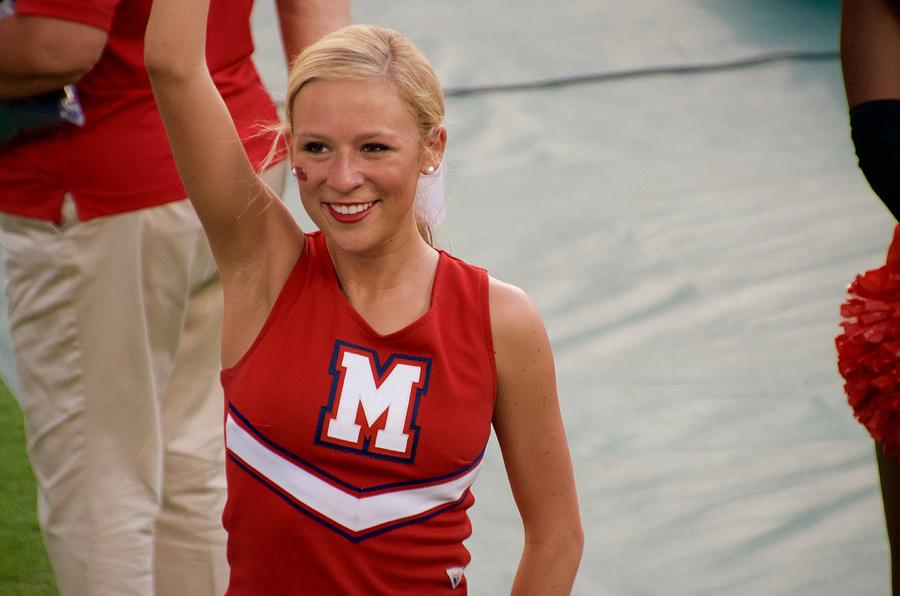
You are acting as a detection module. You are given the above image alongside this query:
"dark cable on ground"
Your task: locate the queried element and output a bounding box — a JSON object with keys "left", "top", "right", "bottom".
{"left": 442, "top": 49, "right": 840, "bottom": 97}
{"left": 274, "top": 49, "right": 839, "bottom": 106}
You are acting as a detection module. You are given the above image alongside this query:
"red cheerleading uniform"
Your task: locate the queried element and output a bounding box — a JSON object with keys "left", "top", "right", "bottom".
{"left": 221, "top": 232, "right": 498, "bottom": 595}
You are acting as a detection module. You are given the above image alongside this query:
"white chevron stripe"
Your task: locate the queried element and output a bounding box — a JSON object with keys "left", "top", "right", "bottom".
{"left": 225, "top": 414, "right": 482, "bottom": 533}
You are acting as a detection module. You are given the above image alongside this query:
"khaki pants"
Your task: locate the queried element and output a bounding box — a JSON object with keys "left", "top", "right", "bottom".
{"left": 0, "top": 165, "right": 285, "bottom": 596}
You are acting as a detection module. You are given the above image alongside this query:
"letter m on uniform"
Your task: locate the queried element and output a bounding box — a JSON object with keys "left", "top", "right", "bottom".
{"left": 316, "top": 341, "right": 431, "bottom": 463}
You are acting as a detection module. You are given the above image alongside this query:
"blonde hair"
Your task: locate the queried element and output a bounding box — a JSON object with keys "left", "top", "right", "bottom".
{"left": 285, "top": 25, "right": 445, "bottom": 144}
{"left": 281, "top": 25, "right": 446, "bottom": 244}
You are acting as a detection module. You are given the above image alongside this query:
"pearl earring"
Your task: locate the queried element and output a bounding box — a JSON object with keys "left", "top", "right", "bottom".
{"left": 424, "top": 165, "right": 436, "bottom": 175}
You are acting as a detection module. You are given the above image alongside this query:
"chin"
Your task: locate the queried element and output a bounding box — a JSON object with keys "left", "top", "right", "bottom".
{"left": 323, "top": 228, "right": 385, "bottom": 256}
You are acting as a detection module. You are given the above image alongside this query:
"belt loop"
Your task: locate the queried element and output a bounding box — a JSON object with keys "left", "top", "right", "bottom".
{"left": 59, "top": 194, "right": 80, "bottom": 229}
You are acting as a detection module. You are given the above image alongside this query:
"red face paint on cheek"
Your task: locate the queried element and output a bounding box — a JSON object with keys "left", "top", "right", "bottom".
{"left": 291, "top": 166, "right": 308, "bottom": 182}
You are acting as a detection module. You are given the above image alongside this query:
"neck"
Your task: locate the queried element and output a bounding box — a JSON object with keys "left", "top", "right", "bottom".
{"left": 326, "top": 232, "right": 440, "bottom": 336}
{"left": 326, "top": 231, "right": 438, "bottom": 298}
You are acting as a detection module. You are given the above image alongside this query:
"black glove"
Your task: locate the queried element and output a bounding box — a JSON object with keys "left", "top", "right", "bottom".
{"left": 850, "top": 99, "right": 900, "bottom": 221}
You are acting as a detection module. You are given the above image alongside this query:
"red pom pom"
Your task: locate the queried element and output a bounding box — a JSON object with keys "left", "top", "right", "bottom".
{"left": 837, "top": 225, "right": 900, "bottom": 456}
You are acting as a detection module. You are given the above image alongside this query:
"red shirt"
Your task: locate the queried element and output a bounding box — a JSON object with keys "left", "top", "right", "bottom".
{"left": 221, "top": 233, "right": 498, "bottom": 595}
{"left": 0, "top": 0, "right": 282, "bottom": 221}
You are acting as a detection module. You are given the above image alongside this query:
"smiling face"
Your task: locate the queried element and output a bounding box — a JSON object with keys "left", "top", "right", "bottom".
{"left": 290, "top": 77, "right": 444, "bottom": 257}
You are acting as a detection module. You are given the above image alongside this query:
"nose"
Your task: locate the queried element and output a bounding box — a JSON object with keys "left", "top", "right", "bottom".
{"left": 327, "top": 152, "right": 365, "bottom": 194}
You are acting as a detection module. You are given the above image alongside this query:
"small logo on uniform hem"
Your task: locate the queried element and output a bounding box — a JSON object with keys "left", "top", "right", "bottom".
{"left": 446, "top": 566, "right": 465, "bottom": 589}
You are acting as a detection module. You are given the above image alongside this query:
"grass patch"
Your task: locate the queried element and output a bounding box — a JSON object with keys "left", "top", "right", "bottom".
{"left": 0, "top": 381, "right": 57, "bottom": 595}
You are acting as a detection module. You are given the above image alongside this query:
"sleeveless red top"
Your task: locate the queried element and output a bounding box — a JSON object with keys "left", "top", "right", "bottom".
{"left": 221, "top": 232, "right": 497, "bottom": 595}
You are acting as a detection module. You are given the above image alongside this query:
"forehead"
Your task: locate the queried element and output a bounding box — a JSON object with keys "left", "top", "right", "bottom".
{"left": 291, "top": 78, "right": 418, "bottom": 137}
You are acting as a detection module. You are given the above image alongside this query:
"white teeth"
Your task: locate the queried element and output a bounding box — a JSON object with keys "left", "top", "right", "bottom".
{"left": 331, "top": 202, "right": 373, "bottom": 215}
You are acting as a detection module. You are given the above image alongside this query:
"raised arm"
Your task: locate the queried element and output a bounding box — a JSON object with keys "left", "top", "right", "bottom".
{"left": 275, "top": 0, "right": 349, "bottom": 67}
{"left": 145, "top": 0, "right": 304, "bottom": 367}
{"left": 490, "top": 279, "right": 584, "bottom": 595}
{"left": 144, "top": 0, "right": 300, "bottom": 280}
{"left": 0, "top": 15, "right": 106, "bottom": 99}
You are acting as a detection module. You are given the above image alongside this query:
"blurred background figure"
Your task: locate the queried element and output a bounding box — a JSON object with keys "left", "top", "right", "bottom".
{"left": 0, "top": 0, "right": 346, "bottom": 594}
{"left": 836, "top": 0, "right": 900, "bottom": 594}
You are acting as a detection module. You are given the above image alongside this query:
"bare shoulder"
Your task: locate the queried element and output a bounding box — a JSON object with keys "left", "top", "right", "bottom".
{"left": 487, "top": 276, "right": 554, "bottom": 389}
{"left": 488, "top": 276, "right": 546, "bottom": 347}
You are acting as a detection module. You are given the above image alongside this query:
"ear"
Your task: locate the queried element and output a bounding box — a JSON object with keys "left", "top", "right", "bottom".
{"left": 422, "top": 126, "right": 447, "bottom": 168}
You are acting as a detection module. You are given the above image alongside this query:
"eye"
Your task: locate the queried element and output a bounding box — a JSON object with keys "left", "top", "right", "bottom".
{"left": 303, "top": 142, "right": 330, "bottom": 154}
{"left": 361, "top": 143, "right": 389, "bottom": 153}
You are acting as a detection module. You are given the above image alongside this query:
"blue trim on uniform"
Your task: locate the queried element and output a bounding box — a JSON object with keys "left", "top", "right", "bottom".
{"left": 228, "top": 402, "right": 485, "bottom": 494}
{"left": 227, "top": 451, "right": 472, "bottom": 542}
{"left": 314, "top": 339, "right": 433, "bottom": 464}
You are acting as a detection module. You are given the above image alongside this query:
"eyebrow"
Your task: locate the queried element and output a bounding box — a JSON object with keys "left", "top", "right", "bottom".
{"left": 293, "top": 129, "right": 406, "bottom": 143}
